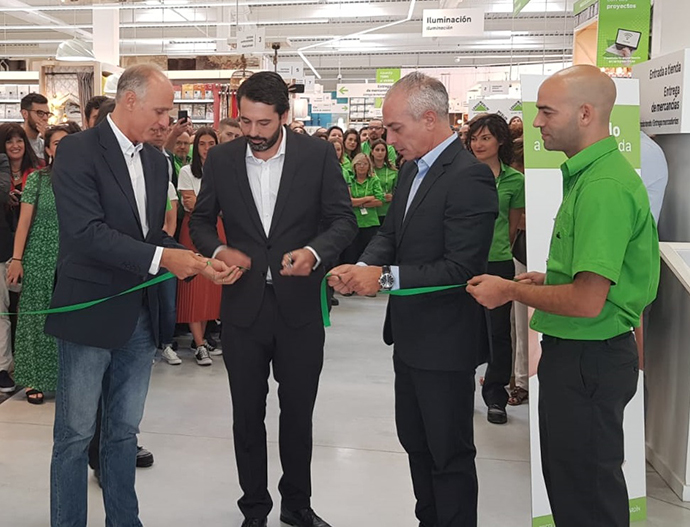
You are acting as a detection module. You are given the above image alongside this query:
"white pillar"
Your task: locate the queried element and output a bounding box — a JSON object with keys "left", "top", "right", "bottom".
{"left": 652, "top": 0, "right": 690, "bottom": 57}
{"left": 93, "top": 7, "right": 120, "bottom": 66}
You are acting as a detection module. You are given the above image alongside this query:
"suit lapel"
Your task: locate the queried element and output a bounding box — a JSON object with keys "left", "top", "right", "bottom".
{"left": 97, "top": 120, "right": 143, "bottom": 234}
{"left": 268, "top": 127, "right": 295, "bottom": 239}
{"left": 395, "top": 162, "right": 417, "bottom": 235}
{"left": 234, "top": 140, "right": 268, "bottom": 240}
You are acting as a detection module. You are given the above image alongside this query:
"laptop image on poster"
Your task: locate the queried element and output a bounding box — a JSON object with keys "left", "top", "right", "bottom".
{"left": 606, "top": 29, "right": 642, "bottom": 57}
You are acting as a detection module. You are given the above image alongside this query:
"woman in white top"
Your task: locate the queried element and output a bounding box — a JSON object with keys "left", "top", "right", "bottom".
{"left": 176, "top": 128, "right": 225, "bottom": 366}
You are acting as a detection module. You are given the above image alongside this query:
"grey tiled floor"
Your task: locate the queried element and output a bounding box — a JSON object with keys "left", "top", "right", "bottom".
{"left": 0, "top": 295, "right": 688, "bottom": 526}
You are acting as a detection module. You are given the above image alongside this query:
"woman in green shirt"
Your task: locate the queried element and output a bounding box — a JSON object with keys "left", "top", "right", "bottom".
{"left": 369, "top": 138, "right": 398, "bottom": 223}
{"left": 341, "top": 152, "right": 384, "bottom": 264}
{"left": 329, "top": 137, "right": 353, "bottom": 183}
{"left": 466, "top": 113, "right": 525, "bottom": 424}
{"left": 343, "top": 128, "right": 361, "bottom": 161}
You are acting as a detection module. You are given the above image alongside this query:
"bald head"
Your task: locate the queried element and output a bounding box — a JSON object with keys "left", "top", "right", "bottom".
{"left": 534, "top": 65, "right": 617, "bottom": 158}
{"left": 547, "top": 65, "right": 616, "bottom": 125}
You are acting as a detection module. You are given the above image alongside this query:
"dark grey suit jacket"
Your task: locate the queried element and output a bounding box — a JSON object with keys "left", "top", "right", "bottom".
{"left": 360, "top": 137, "right": 498, "bottom": 371}
{"left": 45, "top": 119, "right": 180, "bottom": 349}
{"left": 189, "top": 128, "right": 357, "bottom": 328}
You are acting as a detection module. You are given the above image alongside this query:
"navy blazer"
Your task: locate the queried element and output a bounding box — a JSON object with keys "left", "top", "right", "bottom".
{"left": 45, "top": 119, "right": 180, "bottom": 349}
{"left": 360, "top": 138, "right": 498, "bottom": 371}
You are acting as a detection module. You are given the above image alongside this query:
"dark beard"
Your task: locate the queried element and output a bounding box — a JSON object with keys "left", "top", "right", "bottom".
{"left": 246, "top": 126, "right": 282, "bottom": 152}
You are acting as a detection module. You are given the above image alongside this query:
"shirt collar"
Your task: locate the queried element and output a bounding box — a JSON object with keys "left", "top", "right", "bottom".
{"left": 561, "top": 136, "right": 618, "bottom": 183}
{"left": 107, "top": 114, "right": 144, "bottom": 158}
{"left": 245, "top": 125, "right": 287, "bottom": 162}
{"left": 416, "top": 133, "right": 457, "bottom": 172}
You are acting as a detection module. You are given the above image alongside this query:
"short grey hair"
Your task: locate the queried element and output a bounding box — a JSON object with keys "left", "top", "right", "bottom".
{"left": 116, "top": 63, "right": 166, "bottom": 102}
{"left": 386, "top": 72, "right": 449, "bottom": 121}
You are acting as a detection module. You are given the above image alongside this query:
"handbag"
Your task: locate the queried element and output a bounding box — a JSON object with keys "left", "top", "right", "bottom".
{"left": 6, "top": 171, "right": 44, "bottom": 293}
{"left": 511, "top": 228, "right": 527, "bottom": 267}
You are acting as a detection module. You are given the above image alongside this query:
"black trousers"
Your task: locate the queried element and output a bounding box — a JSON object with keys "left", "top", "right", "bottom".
{"left": 341, "top": 226, "right": 379, "bottom": 264}
{"left": 222, "top": 285, "right": 325, "bottom": 519}
{"left": 539, "top": 332, "right": 638, "bottom": 527}
{"left": 482, "top": 260, "right": 515, "bottom": 408}
{"left": 394, "top": 355, "right": 478, "bottom": 527}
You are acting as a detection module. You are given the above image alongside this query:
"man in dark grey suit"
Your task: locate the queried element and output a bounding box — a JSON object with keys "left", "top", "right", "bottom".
{"left": 329, "top": 72, "right": 498, "bottom": 527}
{"left": 189, "top": 72, "right": 356, "bottom": 527}
{"left": 46, "top": 64, "right": 237, "bottom": 527}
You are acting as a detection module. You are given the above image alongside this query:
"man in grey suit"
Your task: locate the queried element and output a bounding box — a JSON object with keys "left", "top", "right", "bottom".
{"left": 329, "top": 72, "right": 497, "bottom": 527}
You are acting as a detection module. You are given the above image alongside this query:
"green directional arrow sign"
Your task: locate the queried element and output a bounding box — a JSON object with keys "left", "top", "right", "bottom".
{"left": 339, "top": 86, "right": 348, "bottom": 95}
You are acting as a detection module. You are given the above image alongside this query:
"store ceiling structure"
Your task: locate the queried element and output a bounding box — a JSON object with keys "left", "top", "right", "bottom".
{"left": 0, "top": 0, "right": 574, "bottom": 81}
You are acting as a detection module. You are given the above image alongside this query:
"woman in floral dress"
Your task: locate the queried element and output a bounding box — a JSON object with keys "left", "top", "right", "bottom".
{"left": 7, "top": 124, "right": 77, "bottom": 404}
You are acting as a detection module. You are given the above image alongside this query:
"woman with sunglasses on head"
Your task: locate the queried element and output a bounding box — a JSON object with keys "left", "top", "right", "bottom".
{"left": 368, "top": 138, "right": 398, "bottom": 225}
{"left": 465, "top": 113, "right": 525, "bottom": 425}
{"left": 176, "top": 127, "right": 224, "bottom": 366}
{"left": 7, "top": 124, "right": 79, "bottom": 404}
{"left": 0, "top": 123, "right": 42, "bottom": 212}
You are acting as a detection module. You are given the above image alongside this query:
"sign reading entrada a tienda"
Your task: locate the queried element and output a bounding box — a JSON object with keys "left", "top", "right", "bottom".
{"left": 421, "top": 9, "right": 485, "bottom": 38}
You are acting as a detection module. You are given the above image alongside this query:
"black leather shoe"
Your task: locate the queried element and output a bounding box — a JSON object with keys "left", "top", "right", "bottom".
{"left": 487, "top": 404, "right": 507, "bottom": 424}
{"left": 280, "top": 507, "right": 332, "bottom": 527}
{"left": 240, "top": 519, "right": 267, "bottom": 527}
{"left": 136, "top": 446, "right": 154, "bottom": 467}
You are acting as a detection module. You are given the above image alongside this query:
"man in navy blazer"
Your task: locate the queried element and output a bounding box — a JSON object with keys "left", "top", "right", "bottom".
{"left": 46, "top": 64, "right": 237, "bottom": 527}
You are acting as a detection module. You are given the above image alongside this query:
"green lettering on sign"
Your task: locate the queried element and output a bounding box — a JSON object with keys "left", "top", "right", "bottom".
{"left": 376, "top": 69, "right": 401, "bottom": 84}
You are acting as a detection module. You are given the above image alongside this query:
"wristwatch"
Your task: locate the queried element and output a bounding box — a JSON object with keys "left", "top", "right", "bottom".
{"left": 379, "top": 265, "right": 394, "bottom": 291}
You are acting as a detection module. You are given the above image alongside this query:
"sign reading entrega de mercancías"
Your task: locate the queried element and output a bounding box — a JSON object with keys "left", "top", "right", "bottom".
{"left": 422, "top": 8, "right": 485, "bottom": 38}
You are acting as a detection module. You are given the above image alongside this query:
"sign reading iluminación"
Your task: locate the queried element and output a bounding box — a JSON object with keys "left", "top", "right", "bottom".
{"left": 421, "top": 9, "right": 485, "bottom": 38}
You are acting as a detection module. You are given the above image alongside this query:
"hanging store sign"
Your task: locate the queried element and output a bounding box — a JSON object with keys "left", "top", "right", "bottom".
{"left": 336, "top": 83, "right": 391, "bottom": 98}
{"left": 236, "top": 25, "right": 265, "bottom": 53}
{"left": 596, "top": 0, "right": 651, "bottom": 68}
{"left": 633, "top": 48, "right": 690, "bottom": 134}
{"left": 421, "top": 9, "right": 485, "bottom": 38}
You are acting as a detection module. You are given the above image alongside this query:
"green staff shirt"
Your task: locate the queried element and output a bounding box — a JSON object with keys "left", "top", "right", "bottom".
{"left": 374, "top": 166, "right": 398, "bottom": 218}
{"left": 530, "top": 136, "right": 660, "bottom": 341}
{"left": 350, "top": 175, "right": 385, "bottom": 228}
{"left": 489, "top": 162, "right": 525, "bottom": 262}
{"left": 362, "top": 141, "right": 398, "bottom": 166}
{"left": 341, "top": 157, "right": 354, "bottom": 183}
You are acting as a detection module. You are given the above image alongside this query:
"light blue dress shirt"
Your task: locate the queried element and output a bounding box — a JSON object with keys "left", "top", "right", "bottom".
{"left": 358, "top": 133, "right": 457, "bottom": 290}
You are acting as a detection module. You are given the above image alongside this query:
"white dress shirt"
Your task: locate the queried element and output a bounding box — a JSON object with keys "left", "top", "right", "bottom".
{"left": 177, "top": 165, "right": 202, "bottom": 212}
{"left": 213, "top": 127, "right": 320, "bottom": 280}
{"left": 107, "top": 115, "right": 163, "bottom": 275}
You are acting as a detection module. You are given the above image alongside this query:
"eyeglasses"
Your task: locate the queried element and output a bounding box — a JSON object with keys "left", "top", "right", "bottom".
{"left": 368, "top": 125, "right": 383, "bottom": 130}
{"left": 30, "top": 110, "right": 54, "bottom": 119}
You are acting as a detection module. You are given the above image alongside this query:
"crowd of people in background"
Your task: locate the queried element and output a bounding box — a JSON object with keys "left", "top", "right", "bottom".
{"left": 0, "top": 89, "right": 534, "bottom": 427}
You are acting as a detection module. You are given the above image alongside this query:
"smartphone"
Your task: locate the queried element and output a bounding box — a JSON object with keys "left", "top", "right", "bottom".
{"left": 178, "top": 110, "right": 189, "bottom": 123}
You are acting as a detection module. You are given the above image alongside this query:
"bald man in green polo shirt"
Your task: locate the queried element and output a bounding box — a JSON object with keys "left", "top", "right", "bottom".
{"left": 467, "top": 65, "right": 659, "bottom": 527}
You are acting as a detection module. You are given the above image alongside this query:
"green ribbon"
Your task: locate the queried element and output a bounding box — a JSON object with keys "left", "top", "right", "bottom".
{"left": 1, "top": 272, "right": 176, "bottom": 316}
{"left": 321, "top": 274, "right": 467, "bottom": 327}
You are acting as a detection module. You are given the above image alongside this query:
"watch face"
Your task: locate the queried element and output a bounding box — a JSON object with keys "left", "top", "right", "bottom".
{"left": 379, "top": 273, "right": 394, "bottom": 289}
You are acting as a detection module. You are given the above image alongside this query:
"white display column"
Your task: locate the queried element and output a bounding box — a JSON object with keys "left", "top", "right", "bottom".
{"left": 93, "top": 7, "right": 120, "bottom": 66}
{"left": 652, "top": 0, "right": 690, "bottom": 58}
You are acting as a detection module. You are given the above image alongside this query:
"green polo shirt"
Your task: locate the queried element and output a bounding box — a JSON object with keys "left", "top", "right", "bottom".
{"left": 530, "top": 136, "right": 660, "bottom": 340}
{"left": 341, "top": 157, "right": 354, "bottom": 182}
{"left": 489, "top": 162, "right": 525, "bottom": 262}
{"left": 350, "top": 175, "right": 385, "bottom": 228}
{"left": 361, "top": 141, "right": 397, "bottom": 166}
{"left": 374, "top": 166, "right": 398, "bottom": 217}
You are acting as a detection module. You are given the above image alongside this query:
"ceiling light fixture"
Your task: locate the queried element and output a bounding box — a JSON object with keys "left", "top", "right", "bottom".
{"left": 298, "top": 0, "right": 417, "bottom": 79}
